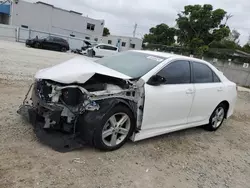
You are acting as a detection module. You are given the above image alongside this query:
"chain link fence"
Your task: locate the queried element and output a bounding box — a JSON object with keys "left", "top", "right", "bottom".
{"left": 0, "top": 23, "right": 92, "bottom": 50}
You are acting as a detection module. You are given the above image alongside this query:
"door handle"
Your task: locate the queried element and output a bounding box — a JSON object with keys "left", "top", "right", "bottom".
{"left": 217, "top": 87, "right": 223, "bottom": 92}
{"left": 186, "top": 89, "right": 194, "bottom": 94}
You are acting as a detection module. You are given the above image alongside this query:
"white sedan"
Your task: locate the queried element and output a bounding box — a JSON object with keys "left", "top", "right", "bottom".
{"left": 18, "top": 51, "right": 237, "bottom": 151}
{"left": 87, "top": 43, "right": 119, "bottom": 57}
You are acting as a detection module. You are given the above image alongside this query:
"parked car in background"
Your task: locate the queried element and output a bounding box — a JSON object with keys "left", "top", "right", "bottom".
{"left": 26, "top": 36, "right": 70, "bottom": 52}
{"left": 81, "top": 40, "right": 97, "bottom": 54}
{"left": 71, "top": 40, "right": 97, "bottom": 55}
{"left": 87, "top": 43, "right": 119, "bottom": 57}
{"left": 18, "top": 51, "right": 237, "bottom": 151}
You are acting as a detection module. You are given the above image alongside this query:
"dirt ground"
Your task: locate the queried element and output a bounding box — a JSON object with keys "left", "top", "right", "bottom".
{"left": 0, "top": 40, "right": 250, "bottom": 188}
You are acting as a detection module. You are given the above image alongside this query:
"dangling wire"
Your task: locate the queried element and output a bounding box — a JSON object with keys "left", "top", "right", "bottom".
{"left": 23, "top": 83, "right": 34, "bottom": 105}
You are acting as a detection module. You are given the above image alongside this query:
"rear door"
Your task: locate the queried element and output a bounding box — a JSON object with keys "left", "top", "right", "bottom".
{"left": 141, "top": 60, "right": 195, "bottom": 130}
{"left": 43, "top": 36, "right": 56, "bottom": 50}
{"left": 109, "top": 46, "right": 118, "bottom": 55}
{"left": 188, "top": 61, "right": 225, "bottom": 123}
{"left": 102, "top": 45, "right": 118, "bottom": 57}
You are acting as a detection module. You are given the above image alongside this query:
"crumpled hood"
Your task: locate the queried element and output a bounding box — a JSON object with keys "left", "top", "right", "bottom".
{"left": 35, "top": 57, "right": 131, "bottom": 84}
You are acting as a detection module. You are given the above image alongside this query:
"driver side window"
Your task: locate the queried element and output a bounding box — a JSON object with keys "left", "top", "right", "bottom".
{"left": 157, "top": 60, "right": 191, "bottom": 84}
{"left": 97, "top": 45, "right": 104, "bottom": 49}
{"left": 46, "top": 36, "right": 53, "bottom": 41}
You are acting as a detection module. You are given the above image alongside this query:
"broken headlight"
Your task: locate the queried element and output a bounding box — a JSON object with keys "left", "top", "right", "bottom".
{"left": 36, "top": 80, "right": 52, "bottom": 102}
{"left": 61, "top": 88, "right": 83, "bottom": 106}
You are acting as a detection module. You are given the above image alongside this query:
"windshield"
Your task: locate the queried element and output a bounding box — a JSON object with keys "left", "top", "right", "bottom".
{"left": 95, "top": 51, "right": 166, "bottom": 78}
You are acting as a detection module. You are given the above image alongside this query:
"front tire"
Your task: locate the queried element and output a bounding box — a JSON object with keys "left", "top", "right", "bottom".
{"left": 34, "top": 42, "right": 40, "bottom": 48}
{"left": 91, "top": 50, "right": 96, "bottom": 57}
{"left": 93, "top": 105, "right": 135, "bottom": 151}
{"left": 61, "top": 47, "right": 67, "bottom": 52}
{"left": 204, "top": 103, "right": 226, "bottom": 131}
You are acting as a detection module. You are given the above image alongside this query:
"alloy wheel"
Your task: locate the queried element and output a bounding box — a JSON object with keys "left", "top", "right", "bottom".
{"left": 211, "top": 107, "right": 225, "bottom": 128}
{"left": 102, "top": 113, "right": 131, "bottom": 147}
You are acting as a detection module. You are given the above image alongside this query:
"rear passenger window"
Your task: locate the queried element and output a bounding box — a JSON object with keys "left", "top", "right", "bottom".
{"left": 103, "top": 45, "right": 117, "bottom": 51}
{"left": 157, "top": 60, "right": 191, "bottom": 84}
{"left": 193, "top": 62, "right": 213, "bottom": 83}
{"left": 213, "top": 72, "right": 221, "bottom": 82}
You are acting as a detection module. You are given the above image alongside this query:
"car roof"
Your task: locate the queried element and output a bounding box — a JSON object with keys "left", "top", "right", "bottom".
{"left": 97, "top": 43, "right": 118, "bottom": 48}
{"left": 132, "top": 50, "right": 210, "bottom": 64}
{"left": 133, "top": 50, "right": 174, "bottom": 58}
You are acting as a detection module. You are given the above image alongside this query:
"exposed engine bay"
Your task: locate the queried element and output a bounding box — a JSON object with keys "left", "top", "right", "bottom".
{"left": 18, "top": 74, "right": 145, "bottom": 152}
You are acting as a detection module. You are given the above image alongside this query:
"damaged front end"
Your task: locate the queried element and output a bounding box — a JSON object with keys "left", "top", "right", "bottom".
{"left": 18, "top": 74, "right": 144, "bottom": 152}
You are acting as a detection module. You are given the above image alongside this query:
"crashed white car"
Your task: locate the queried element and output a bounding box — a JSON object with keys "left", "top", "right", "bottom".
{"left": 18, "top": 51, "right": 237, "bottom": 151}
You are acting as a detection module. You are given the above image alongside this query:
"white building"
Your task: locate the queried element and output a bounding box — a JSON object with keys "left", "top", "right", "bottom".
{"left": 0, "top": 0, "right": 104, "bottom": 42}
{"left": 0, "top": 0, "right": 143, "bottom": 50}
{"left": 101, "top": 35, "right": 142, "bottom": 51}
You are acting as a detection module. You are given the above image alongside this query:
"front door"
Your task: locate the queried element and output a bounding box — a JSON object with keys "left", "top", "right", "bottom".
{"left": 43, "top": 36, "right": 55, "bottom": 50}
{"left": 94, "top": 45, "right": 104, "bottom": 57}
{"left": 141, "top": 60, "right": 195, "bottom": 130}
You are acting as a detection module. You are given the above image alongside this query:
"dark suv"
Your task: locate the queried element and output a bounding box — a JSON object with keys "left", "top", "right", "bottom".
{"left": 26, "top": 36, "right": 70, "bottom": 52}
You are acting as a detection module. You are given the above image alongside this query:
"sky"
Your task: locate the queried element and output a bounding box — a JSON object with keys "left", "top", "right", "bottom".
{"left": 26, "top": 0, "right": 250, "bottom": 45}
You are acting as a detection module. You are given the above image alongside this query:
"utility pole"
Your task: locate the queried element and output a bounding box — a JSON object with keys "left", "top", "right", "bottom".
{"left": 133, "top": 23, "right": 137, "bottom": 38}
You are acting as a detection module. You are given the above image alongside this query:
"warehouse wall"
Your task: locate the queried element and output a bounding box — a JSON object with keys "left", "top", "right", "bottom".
{"left": 101, "top": 35, "right": 142, "bottom": 51}
{"left": 51, "top": 8, "right": 104, "bottom": 41}
{"left": 11, "top": 0, "right": 104, "bottom": 41}
{"left": 0, "top": 23, "right": 17, "bottom": 41}
{"left": 208, "top": 59, "right": 250, "bottom": 86}
{"left": 11, "top": 1, "right": 53, "bottom": 32}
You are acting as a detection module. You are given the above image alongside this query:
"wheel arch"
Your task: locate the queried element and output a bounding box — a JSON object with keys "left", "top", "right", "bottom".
{"left": 218, "top": 100, "right": 230, "bottom": 118}
{"left": 77, "top": 98, "right": 137, "bottom": 145}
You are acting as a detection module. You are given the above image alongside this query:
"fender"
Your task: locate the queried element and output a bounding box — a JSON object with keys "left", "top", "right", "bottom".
{"left": 77, "top": 98, "right": 136, "bottom": 145}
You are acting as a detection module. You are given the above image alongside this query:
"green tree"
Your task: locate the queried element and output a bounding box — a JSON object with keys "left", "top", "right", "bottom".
{"left": 176, "top": 4, "right": 230, "bottom": 55}
{"left": 209, "top": 39, "right": 241, "bottom": 49}
{"left": 103, "top": 27, "right": 110, "bottom": 36}
{"left": 242, "top": 44, "right": 250, "bottom": 53}
{"left": 143, "top": 24, "right": 176, "bottom": 45}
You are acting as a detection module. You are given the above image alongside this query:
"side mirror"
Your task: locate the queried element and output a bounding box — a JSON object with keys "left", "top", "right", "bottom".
{"left": 147, "top": 75, "right": 166, "bottom": 86}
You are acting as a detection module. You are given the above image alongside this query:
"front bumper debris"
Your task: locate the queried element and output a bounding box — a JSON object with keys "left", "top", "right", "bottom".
{"left": 17, "top": 103, "right": 85, "bottom": 153}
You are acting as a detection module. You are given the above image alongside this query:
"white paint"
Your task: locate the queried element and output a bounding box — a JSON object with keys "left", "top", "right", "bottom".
{"left": 35, "top": 56, "right": 131, "bottom": 84}
{"left": 141, "top": 84, "right": 194, "bottom": 130}
{"left": 132, "top": 52, "right": 237, "bottom": 141}
{"left": 32, "top": 49, "right": 237, "bottom": 143}
{"left": 146, "top": 56, "right": 164, "bottom": 62}
{"left": 90, "top": 43, "right": 118, "bottom": 57}
{"left": 188, "top": 83, "right": 225, "bottom": 123}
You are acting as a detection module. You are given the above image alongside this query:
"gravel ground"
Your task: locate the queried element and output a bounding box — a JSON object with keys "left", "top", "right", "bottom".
{"left": 0, "top": 40, "right": 250, "bottom": 188}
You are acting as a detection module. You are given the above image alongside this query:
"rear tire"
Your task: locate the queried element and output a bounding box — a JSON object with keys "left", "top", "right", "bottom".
{"left": 204, "top": 103, "right": 227, "bottom": 131}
